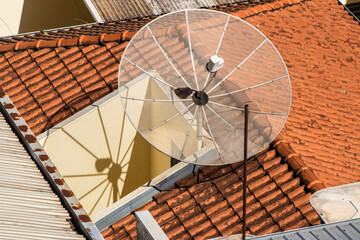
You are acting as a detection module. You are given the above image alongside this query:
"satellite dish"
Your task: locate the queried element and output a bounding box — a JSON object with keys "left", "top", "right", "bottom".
{"left": 118, "top": 9, "right": 291, "bottom": 166}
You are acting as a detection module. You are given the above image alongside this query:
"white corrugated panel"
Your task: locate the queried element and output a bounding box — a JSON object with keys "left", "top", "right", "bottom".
{"left": 87, "top": 0, "right": 241, "bottom": 21}
{"left": 244, "top": 218, "right": 360, "bottom": 240}
{"left": 0, "top": 114, "right": 85, "bottom": 240}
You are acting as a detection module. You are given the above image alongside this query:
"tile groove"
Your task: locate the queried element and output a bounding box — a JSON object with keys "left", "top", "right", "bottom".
{"left": 27, "top": 49, "right": 73, "bottom": 116}
{"left": 2, "top": 53, "right": 53, "bottom": 128}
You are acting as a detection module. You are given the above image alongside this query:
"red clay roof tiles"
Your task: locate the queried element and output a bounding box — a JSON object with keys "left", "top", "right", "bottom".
{"left": 0, "top": 34, "right": 134, "bottom": 135}
{"left": 101, "top": 140, "right": 321, "bottom": 239}
{"left": 244, "top": 0, "right": 360, "bottom": 188}
{"left": 0, "top": 1, "right": 279, "bottom": 45}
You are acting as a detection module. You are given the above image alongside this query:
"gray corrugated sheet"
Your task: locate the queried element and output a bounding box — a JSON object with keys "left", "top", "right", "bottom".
{"left": 246, "top": 218, "right": 360, "bottom": 240}
{"left": 0, "top": 113, "right": 85, "bottom": 240}
{"left": 85, "top": 0, "right": 244, "bottom": 21}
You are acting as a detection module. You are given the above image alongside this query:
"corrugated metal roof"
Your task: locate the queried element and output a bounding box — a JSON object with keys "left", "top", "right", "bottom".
{"left": 84, "top": 0, "right": 248, "bottom": 21}
{"left": 246, "top": 218, "right": 360, "bottom": 240}
{"left": 0, "top": 114, "right": 85, "bottom": 239}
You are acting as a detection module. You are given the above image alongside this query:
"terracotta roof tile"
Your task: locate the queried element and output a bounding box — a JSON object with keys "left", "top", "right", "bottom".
{"left": 0, "top": 0, "right": 283, "bottom": 45}
{"left": 154, "top": 187, "right": 183, "bottom": 204}
{"left": 102, "top": 141, "right": 321, "bottom": 239}
{"left": 180, "top": 206, "right": 204, "bottom": 228}
{"left": 244, "top": 0, "right": 360, "bottom": 188}
{"left": 101, "top": 227, "right": 114, "bottom": 238}
{"left": 300, "top": 204, "right": 320, "bottom": 224}
{"left": 156, "top": 208, "right": 177, "bottom": 227}
{"left": 149, "top": 203, "right": 171, "bottom": 219}
{"left": 0, "top": 33, "right": 135, "bottom": 53}
{"left": 250, "top": 216, "right": 276, "bottom": 235}
{"left": 111, "top": 214, "right": 136, "bottom": 232}
{"left": 182, "top": 210, "right": 209, "bottom": 234}
{"left": 166, "top": 224, "right": 191, "bottom": 239}
{"left": 0, "top": 34, "right": 133, "bottom": 135}
{"left": 264, "top": 191, "right": 290, "bottom": 212}
{"left": 188, "top": 219, "right": 217, "bottom": 238}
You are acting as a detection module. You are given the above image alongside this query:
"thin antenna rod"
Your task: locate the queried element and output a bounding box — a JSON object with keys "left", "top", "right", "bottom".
{"left": 215, "top": 15, "right": 230, "bottom": 55}
{"left": 146, "top": 26, "right": 192, "bottom": 89}
{"left": 201, "top": 106, "right": 225, "bottom": 164}
{"left": 142, "top": 103, "right": 195, "bottom": 135}
{"left": 197, "top": 105, "right": 203, "bottom": 150}
{"left": 243, "top": 104, "right": 249, "bottom": 240}
{"left": 185, "top": 11, "right": 199, "bottom": 91}
{"left": 120, "top": 96, "right": 192, "bottom": 102}
{"left": 180, "top": 105, "right": 199, "bottom": 158}
{"left": 202, "top": 15, "right": 230, "bottom": 91}
{"left": 208, "top": 101, "right": 286, "bottom": 116}
{"left": 205, "top": 104, "right": 263, "bottom": 148}
{"left": 123, "top": 57, "right": 176, "bottom": 89}
{"left": 208, "top": 75, "right": 287, "bottom": 99}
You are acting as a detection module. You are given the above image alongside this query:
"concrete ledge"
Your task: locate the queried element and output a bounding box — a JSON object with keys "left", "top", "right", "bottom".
{"left": 135, "top": 211, "right": 169, "bottom": 240}
{"left": 93, "top": 161, "right": 200, "bottom": 231}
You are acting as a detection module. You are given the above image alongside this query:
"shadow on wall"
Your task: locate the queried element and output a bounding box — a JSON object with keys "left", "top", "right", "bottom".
{"left": 39, "top": 88, "right": 170, "bottom": 216}
{"left": 57, "top": 105, "right": 152, "bottom": 214}
{"left": 18, "top": 0, "right": 94, "bottom": 33}
{"left": 120, "top": 133, "right": 151, "bottom": 198}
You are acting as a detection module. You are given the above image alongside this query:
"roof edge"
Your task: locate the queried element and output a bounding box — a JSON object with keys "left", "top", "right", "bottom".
{"left": 0, "top": 31, "right": 136, "bottom": 52}
{"left": 0, "top": 86, "right": 104, "bottom": 240}
{"left": 230, "top": 0, "right": 306, "bottom": 19}
{"left": 0, "top": 0, "right": 306, "bottom": 52}
{"left": 83, "top": 0, "right": 104, "bottom": 22}
{"left": 272, "top": 136, "right": 326, "bottom": 193}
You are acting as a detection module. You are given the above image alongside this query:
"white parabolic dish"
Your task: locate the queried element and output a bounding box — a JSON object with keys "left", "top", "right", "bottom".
{"left": 118, "top": 9, "right": 291, "bottom": 165}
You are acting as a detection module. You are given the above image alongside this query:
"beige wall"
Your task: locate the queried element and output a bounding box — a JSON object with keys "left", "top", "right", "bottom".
{"left": 0, "top": 0, "right": 94, "bottom": 37}
{"left": 38, "top": 75, "right": 171, "bottom": 217}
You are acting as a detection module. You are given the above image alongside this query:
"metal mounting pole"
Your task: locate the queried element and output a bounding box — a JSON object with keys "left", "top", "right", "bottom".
{"left": 197, "top": 107, "right": 203, "bottom": 150}
{"left": 242, "top": 104, "right": 249, "bottom": 240}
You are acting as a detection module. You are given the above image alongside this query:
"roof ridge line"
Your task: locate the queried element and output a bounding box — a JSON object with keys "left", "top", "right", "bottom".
{"left": 0, "top": 31, "right": 136, "bottom": 52}
{"left": 230, "top": 0, "right": 305, "bottom": 19}
{"left": 271, "top": 136, "right": 326, "bottom": 193}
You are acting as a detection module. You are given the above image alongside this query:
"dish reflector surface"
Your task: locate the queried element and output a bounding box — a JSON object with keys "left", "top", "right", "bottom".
{"left": 118, "top": 9, "right": 291, "bottom": 165}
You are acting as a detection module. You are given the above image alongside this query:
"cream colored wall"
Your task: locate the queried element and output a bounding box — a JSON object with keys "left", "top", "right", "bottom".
{"left": 38, "top": 75, "right": 172, "bottom": 217}
{"left": 150, "top": 147, "right": 170, "bottom": 179}
{"left": 0, "top": 0, "right": 94, "bottom": 37}
{"left": 39, "top": 94, "right": 150, "bottom": 216}
{"left": 140, "top": 78, "right": 198, "bottom": 161}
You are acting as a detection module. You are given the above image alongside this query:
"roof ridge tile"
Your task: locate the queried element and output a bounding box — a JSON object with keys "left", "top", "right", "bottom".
{"left": 272, "top": 136, "right": 326, "bottom": 193}
{"left": 0, "top": 32, "right": 136, "bottom": 53}
{"left": 231, "top": 0, "right": 306, "bottom": 19}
